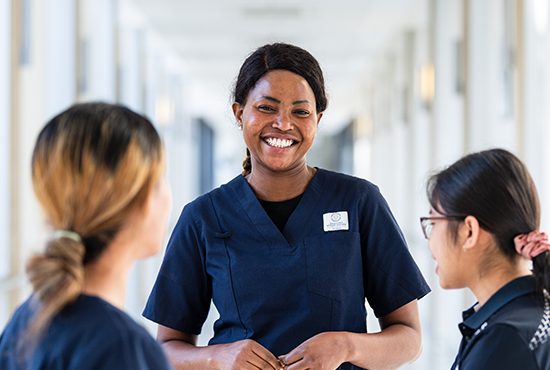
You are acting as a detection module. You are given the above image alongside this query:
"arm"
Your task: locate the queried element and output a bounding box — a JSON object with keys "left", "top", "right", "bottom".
{"left": 157, "top": 325, "right": 283, "bottom": 370}
{"left": 347, "top": 300, "right": 422, "bottom": 369}
{"left": 281, "top": 300, "right": 422, "bottom": 370}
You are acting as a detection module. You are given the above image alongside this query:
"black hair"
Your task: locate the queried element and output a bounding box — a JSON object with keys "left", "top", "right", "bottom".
{"left": 426, "top": 148, "right": 549, "bottom": 296}
{"left": 232, "top": 43, "right": 328, "bottom": 176}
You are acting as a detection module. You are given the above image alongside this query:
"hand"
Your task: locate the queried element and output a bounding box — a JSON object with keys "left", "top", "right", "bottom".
{"left": 279, "top": 332, "right": 348, "bottom": 370}
{"left": 213, "top": 339, "right": 284, "bottom": 370}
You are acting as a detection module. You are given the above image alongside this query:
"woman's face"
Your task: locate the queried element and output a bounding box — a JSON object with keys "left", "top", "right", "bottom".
{"left": 233, "top": 69, "right": 322, "bottom": 175}
{"left": 135, "top": 175, "right": 172, "bottom": 258}
{"left": 427, "top": 209, "right": 469, "bottom": 289}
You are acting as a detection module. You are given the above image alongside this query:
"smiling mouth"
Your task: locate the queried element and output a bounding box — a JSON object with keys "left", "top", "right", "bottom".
{"left": 264, "top": 137, "right": 296, "bottom": 148}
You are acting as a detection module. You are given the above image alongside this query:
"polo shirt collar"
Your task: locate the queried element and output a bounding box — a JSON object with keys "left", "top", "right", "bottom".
{"left": 458, "top": 275, "right": 537, "bottom": 338}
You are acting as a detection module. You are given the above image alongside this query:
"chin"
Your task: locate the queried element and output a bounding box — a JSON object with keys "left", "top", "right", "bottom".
{"left": 268, "top": 161, "right": 302, "bottom": 172}
{"left": 439, "top": 279, "right": 461, "bottom": 290}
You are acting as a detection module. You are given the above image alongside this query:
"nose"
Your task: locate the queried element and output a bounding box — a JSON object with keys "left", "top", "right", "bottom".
{"left": 273, "top": 111, "right": 293, "bottom": 131}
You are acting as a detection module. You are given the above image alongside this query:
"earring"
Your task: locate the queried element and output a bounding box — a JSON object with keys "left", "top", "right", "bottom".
{"left": 237, "top": 122, "right": 243, "bottom": 130}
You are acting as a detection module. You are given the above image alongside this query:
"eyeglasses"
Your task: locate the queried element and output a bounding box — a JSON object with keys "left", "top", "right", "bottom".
{"left": 419, "top": 215, "right": 466, "bottom": 240}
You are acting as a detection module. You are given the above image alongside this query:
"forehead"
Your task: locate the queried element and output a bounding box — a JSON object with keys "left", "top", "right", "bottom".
{"left": 248, "top": 70, "right": 316, "bottom": 102}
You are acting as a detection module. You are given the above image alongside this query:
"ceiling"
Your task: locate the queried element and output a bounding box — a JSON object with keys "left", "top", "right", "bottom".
{"left": 129, "top": 0, "right": 427, "bottom": 133}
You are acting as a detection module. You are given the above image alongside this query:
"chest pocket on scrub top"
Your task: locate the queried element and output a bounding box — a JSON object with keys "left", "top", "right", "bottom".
{"left": 304, "top": 231, "right": 363, "bottom": 301}
{"left": 221, "top": 234, "right": 305, "bottom": 322}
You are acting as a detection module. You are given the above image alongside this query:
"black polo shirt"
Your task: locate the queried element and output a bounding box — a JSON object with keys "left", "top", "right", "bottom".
{"left": 452, "top": 276, "right": 549, "bottom": 370}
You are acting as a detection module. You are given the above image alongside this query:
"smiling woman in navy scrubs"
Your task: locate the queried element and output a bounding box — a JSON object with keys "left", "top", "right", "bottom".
{"left": 143, "top": 43, "right": 430, "bottom": 370}
{"left": 422, "top": 149, "right": 550, "bottom": 370}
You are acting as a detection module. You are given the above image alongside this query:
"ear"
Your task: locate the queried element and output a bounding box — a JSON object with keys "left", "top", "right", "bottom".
{"left": 316, "top": 112, "right": 323, "bottom": 125}
{"left": 232, "top": 102, "right": 244, "bottom": 126}
{"left": 461, "top": 215, "right": 481, "bottom": 251}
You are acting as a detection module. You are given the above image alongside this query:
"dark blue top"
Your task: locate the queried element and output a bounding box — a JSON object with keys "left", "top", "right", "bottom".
{"left": 143, "top": 168, "right": 430, "bottom": 369}
{"left": 452, "top": 276, "right": 549, "bottom": 370}
{"left": 0, "top": 294, "right": 172, "bottom": 370}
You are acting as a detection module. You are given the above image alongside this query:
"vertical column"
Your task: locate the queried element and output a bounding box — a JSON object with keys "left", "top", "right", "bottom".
{"left": 77, "top": 0, "right": 117, "bottom": 101}
{"left": 465, "top": 0, "right": 518, "bottom": 153}
{"left": 11, "top": 0, "right": 50, "bottom": 309}
{"left": 43, "top": 0, "right": 77, "bottom": 118}
{"left": 541, "top": 0, "right": 550, "bottom": 232}
{"left": 519, "top": 0, "right": 548, "bottom": 188}
{"left": 407, "top": 27, "right": 436, "bottom": 370}
{"left": 520, "top": 0, "right": 550, "bottom": 229}
{"left": 432, "top": 0, "right": 465, "bottom": 165}
{"left": 0, "top": 0, "right": 11, "bottom": 278}
{"left": 426, "top": 0, "right": 467, "bottom": 368}
{"left": 464, "top": 0, "right": 490, "bottom": 152}
{"left": 118, "top": 27, "right": 145, "bottom": 112}
{"left": 0, "top": 0, "right": 12, "bottom": 327}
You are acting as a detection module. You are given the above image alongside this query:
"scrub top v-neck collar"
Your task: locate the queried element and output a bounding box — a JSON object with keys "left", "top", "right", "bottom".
{"left": 228, "top": 168, "right": 325, "bottom": 248}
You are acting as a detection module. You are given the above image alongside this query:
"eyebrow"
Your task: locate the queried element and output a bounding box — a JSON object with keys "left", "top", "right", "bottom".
{"left": 260, "top": 96, "right": 311, "bottom": 105}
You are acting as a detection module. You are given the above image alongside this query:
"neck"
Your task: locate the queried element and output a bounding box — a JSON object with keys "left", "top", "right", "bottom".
{"left": 82, "top": 240, "right": 134, "bottom": 309}
{"left": 469, "top": 259, "right": 532, "bottom": 307}
{"left": 247, "top": 163, "right": 315, "bottom": 201}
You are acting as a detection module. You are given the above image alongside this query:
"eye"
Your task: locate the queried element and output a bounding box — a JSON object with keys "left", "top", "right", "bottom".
{"left": 293, "top": 109, "right": 310, "bottom": 117}
{"left": 258, "top": 105, "right": 276, "bottom": 113}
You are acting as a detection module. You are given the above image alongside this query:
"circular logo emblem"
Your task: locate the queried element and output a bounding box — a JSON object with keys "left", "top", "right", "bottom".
{"left": 330, "top": 213, "right": 341, "bottom": 222}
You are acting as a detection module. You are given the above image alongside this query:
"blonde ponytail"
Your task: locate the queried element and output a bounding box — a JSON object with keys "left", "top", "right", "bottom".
{"left": 25, "top": 236, "right": 85, "bottom": 338}
{"left": 26, "top": 102, "right": 165, "bottom": 342}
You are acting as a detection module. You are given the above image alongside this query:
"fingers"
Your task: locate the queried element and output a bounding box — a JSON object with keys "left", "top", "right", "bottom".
{"left": 279, "top": 349, "right": 304, "bottom": 368}
{"left": 248, "top": 347, "right": 281, "bottom": 370}
{"left": 236, "top": 340, "right": 283, "bottom": 370}
{"left": 285, "top": 359, "right": 309, "bottom": 370}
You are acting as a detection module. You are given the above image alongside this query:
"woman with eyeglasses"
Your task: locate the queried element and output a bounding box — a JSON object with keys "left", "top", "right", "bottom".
{"left": 421, "top": 148, "right": 550, "bottom": 370}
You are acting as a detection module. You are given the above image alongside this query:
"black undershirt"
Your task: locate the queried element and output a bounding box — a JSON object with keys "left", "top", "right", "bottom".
{"left": 258, "top": 194, "right": 303, "bottom": 232}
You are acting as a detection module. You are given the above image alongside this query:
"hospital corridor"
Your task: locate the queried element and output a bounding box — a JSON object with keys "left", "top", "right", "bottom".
{"left": 1, "top": 0, "right": 550, "bottom": 369}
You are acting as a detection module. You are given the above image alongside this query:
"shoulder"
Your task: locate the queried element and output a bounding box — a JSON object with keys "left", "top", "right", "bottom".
{"left": 463, "top": 323, "right": 539, "bottom": 370}
{"left": 462, "top": 295, "right": 545, "bottom": 370}
{"left": 180, "top": 174, "right": 242, "bottom": 217}
{"left": 61, "top": 297, "right": 169, "bottom": 368}
{"left": 0, "top": 298, "right": 35, "bottom": 361}
{"left": 61, "top": 296, "right": 151, "bottom": 341}
{"left": 316, "top": 168, "right": 380, "bottom": 196}
{"left": 488, "top": 293, "right": 545, "bottom": 345}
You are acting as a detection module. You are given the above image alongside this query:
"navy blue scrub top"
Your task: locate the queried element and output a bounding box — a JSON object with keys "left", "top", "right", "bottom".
{"left": 452, "top": 276, "right": 549, "bottom": 370}
{"left": 144, "top": 168, "right": 430, "bottom": 369}
{"left": 0, "top": 294, "right": 172, "bottom": 370}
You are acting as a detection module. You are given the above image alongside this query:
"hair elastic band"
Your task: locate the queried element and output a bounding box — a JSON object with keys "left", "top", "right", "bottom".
{"left": 52, "top": 230, "right": 82, "bottom": 243}
{"left": 514, "top": 231, "right": 550, "bottom": 259}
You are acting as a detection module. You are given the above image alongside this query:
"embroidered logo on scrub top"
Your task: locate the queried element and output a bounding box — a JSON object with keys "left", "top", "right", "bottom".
{"left": 323, "top": 211, "right": 349, "bottom": 232}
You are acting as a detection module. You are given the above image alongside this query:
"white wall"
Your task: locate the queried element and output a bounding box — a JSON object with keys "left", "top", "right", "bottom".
{"left": 0, "top": 0, "right": 11, "bottom": 282}
{"left": 43, "top": 0, "right": 76, "bottom": 118}
{"left": 0, "top": 0, "right": 12, "bottom": 328}
{"left": 78, "top": 0, "right": 116, "bottom": 101}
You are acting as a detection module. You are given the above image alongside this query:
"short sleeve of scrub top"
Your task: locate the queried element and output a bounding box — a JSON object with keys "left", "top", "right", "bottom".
{"left": 357, "top": 182, "right": 430, "bottom": 317}
{"left": 143, "top": 200, "right": 212, "bottom": 335}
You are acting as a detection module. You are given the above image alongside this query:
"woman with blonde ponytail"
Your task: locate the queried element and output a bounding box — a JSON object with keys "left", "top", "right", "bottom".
{"left": 0, "top": 102, "right": 173, "bottom": 370}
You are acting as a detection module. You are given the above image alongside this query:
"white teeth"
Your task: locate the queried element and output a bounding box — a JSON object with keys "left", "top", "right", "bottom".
{"left": 265, "top": 137, "right": 294, "bottom": 148}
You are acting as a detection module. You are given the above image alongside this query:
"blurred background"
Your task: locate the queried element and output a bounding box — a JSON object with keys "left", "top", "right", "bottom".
{"left": 1, "top": 0, "right": 550, "bottom": 368}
